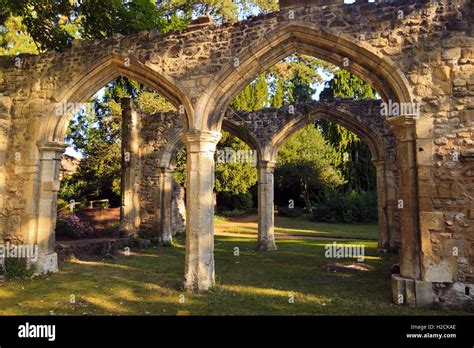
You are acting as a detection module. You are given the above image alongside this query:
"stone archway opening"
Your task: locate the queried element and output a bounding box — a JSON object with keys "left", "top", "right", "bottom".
{"left": 200, "top": 50, "right": 406, "bottom": 299}
{"left": 33, "top": 73, "right": 185, "bottom": 273}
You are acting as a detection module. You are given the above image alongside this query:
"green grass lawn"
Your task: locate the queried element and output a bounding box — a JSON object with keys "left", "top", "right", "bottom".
{"left": 0, "top": 217, "right": 468, "bottom": 316}
{"left": 215, "top": 215, "right": 379, "bottom": 240}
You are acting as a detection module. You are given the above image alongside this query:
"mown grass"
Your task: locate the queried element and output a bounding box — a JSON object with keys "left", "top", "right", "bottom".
{"left": 0, "top": 218, "right": 468, "bottom": 316}
{"left": 0, "top": 237, "right": 461, "bottom": 315}
{"left": 216, "top": 214, "right": 379, "bottom": 240}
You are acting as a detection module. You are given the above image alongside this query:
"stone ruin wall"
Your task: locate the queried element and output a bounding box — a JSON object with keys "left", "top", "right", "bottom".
{"left": 135, "top": 107, "right": 182, "bottom": 238}
{"left": 135, "top": 98, "right": 400, "bottom": 242}
{"left": 0, "top": 0, "right": 471, "bottom": 306}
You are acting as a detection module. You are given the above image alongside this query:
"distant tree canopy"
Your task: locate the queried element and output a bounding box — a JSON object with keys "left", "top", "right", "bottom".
{"left": 0, "top": 0, "right": 278, "bottom": 53}
{"left": 318, "top": 69, "right": 378, "bottom": 192}
{"left": 275, "top": 124, "right": 345, "bottom": 212}
{"left": 59, "top": 77, "right": 175, "bottom": 205}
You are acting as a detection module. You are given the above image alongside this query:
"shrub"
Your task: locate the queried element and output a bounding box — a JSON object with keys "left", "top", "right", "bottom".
{"left": 4, "top": 258, "right": 34, "bottom": 279}
{"left": 217, "top": 191, "right": 254, "bottom": 214}
{"left": 311, "top": 190, "right": 378, "bottom": 223}
{"left": 102, "top": 222, "right": 121, "bottom": 237}
{"left": 219, "top": 209, "right": 248, "bottom": 218}
{"left": 56, "top": 213, "right": 94, "bottom": 240}
{"left": 311, "top": 205, "right": 336, "bottom": 223}
{"left": 278, "top": 206, "right": 304, "bottom": 218}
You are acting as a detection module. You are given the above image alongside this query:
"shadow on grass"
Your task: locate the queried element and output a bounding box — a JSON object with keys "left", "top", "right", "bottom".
{"left": 0, "top": 234, "right": 467, "bottom": 315}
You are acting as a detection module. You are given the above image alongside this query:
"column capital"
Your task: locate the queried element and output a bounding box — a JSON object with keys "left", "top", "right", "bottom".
{"left": 385, "top": 115, "right": 417, "bottom": 141}
{"left": 37, "top": 141, "right": 68, "bottom": 160}
{"left": 258, "top": 160, "right": 276, "bottom": 170}
{"left": 37, "top": 141, "right": 68, "bottom": 153}
{"left": 180, "top": 130, "right": 221, "bottom": 153}
{"left": 385, "top": 115, "right": 416, "bottom": 129}
{"left": 159, "top": 167, "right": 175, "bottom": 175}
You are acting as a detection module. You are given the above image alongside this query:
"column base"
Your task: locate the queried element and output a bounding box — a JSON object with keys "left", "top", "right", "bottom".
{"left": 158, "top": 235, "right": 173, "bottom": 247}
{"left": 391, "top": 274, "right": 434, "bottom": 307}
{"left": 34, "top": 253, "right": 59, "bottom": 275}
{"left": 257, "top": 240, "right": 277, "bottom": 251}
{"left": 184, "top": 254, "right": 215, "bottom": 293}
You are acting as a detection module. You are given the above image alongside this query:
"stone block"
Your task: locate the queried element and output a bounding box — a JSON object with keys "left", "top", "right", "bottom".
{"left": 34, "top": 253, "right": 58, "bottom": 275}
{"left": 418, "top": 183, "right": 437, "bottom": 198}
{"left": 391, "top": 274, "right": 406, "bottom": 305}
{"left": 442, "top": 47, "right": 461, "bottom": 60}
{"left": 415, "top": 280, "right": 435, "bottom": 307}
{"left": 405, "top": 278, "right": 416, "bottom": 307}
{"left": 417, "top": 143, "right": 435, "bottom": 167}
{"left": 0, "top": 96, "right": 12, "bottom": 119}
{"left": 468, "top": 209, "right": 474, "bottom": 220}
{"left": 419, "top": 211, "right": 445, "bottom": 231}
{"left": 460, "top": 109, "right": 473, "bottom": 123}
{"left": 422, "top": 256, "right": 456, "bottom": 283}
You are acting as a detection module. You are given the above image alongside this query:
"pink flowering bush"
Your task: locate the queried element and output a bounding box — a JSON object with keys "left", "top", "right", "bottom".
{"left": 56, "top": 213, "right": 94, "bottom": 240}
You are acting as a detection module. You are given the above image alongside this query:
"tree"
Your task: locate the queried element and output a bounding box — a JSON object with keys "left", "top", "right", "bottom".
{"left": 0, "top": 0, "right": 278, "bottom": 52}
{"left": 0, "top": 16, "right": 38, "bottom": 55}
{"left": 275, "top": 124, "right": 345, "bottom": 212}
{"left": 61, "top": 77, "right": 175, "bottom": 205}
{"left": 230, "top": 73, "right": 269, "bottom": 111}
{"left": 318, "top": 69, "right": 378, "bottom": 192}
{"left": 214, "top": 132, "right": 257, "bottom": 194}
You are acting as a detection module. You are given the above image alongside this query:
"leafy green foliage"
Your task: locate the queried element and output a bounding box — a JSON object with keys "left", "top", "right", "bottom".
{"left": 230, "top": 73, "right": 269, "bottom": 111}
{"left": 0, "top": 0, "right": 278, "bottom": 52}
{"left": 275, "top": 124, "right": 345, "bottom": 212}
{"left": 4, "top": 258, "right": 34, "bottom": 279}
{"left": 318, "top": 69, "right": 378, "bottom": 193}
{"left": 217, "top": 191, "right": 254, "bottom": 216}
{"left": 0, "top": 16, "right": 38, "bottom": 55}
{"left": 311, "top": 190, "right": 378, "bottom": 223}
{"left": 277, "top": 206, "right": 304, "bottom": 218}
{"left": 320, "top": 69, "right": 377, "bottom": 100}
{"left": 215, "top": 132, "right": 257, "bottom": 194}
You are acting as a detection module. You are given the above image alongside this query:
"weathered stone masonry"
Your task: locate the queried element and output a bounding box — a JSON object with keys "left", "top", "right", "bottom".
{"left": 0, "top": 0, "right": 472, "bottom": 307}
{"left": 130, "top": 98, "right": 399, "bottom": 251}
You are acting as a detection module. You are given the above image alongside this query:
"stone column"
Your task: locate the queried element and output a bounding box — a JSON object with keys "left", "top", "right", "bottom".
{"left": 385, "top": 153, "right": 400, "bottom": 249}
{"left": 386, "top": 116, "right": 436, "bottom": 307}
{"left": 34, "top": 141, "right": 68, "bottom": 274}
{"left": 373, "top": 159, "right": 389, "bottom": 250}
{"left": 159, "top": 168, "right": 174, "bottom": 245}
{"left": 120, "top": 98, "right": 140, "bottom": 235}
{"left": 257, "top": 160, "right": 277, "bottom": 251}
{"left": 386, "top": 116, "right": 421, "bottom": 280}
{"left": 181, "top": 130, "right": 221, "bottom": 292}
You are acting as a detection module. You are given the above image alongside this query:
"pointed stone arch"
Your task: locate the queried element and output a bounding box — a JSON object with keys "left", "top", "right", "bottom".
{"left": 38, "top": 53, "right": 193, "bottom": 144}
{"left": 198, "top": 22, "right": 413, "bottom": 132}
{"left": 266, "top": 103, "right": 387, "bottom": 163}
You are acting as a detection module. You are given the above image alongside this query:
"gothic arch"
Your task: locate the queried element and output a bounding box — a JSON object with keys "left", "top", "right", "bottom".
{"left": 198, "top": 22, "right": 413, "bottom": 132}
{"left": 159, "top": 119, "right": 263, "bottom": 170}
{"left": 267, "top": 105, "right": 387, "bottom": 163}
{"left": 258, "top": 102, "right": 396, "bottom": 251}
{"left": 37, "top": 53, "right": 193, "bottom": 144}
